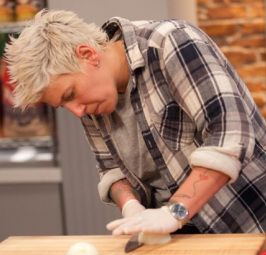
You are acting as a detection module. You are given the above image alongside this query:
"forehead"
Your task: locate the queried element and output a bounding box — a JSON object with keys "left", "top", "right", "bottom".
{"left": 40, "top": 74, "right": 69, "bottom": 107}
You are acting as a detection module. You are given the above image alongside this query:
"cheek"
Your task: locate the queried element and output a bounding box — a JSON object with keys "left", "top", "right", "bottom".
{"left": 102, "top": 78, "right": 118, "bottom": 98}
{"left": 104, "top": 83, "right": 119, "bottom": 112}
{"left": 111, "top": 91, "right": 118, "bottom": 107}
{"left": 83, "top": 72, "right": 118, "bottom": 103}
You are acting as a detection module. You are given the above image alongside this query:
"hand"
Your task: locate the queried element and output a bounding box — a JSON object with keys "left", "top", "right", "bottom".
{"left": 106, "top": 206, "right": 182, "bottom": 235}
{"left": 122, "top": 199, "right": 145, "bottom": 218}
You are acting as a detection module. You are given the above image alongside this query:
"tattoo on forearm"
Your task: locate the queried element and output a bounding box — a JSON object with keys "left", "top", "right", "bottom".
{"left": 172, "top": 170, "right": 210, "bottom": 200}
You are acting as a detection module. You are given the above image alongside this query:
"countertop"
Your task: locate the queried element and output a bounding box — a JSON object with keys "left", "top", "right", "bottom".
{"left": 0, "top": 234, "right": 265, "bottom": 255}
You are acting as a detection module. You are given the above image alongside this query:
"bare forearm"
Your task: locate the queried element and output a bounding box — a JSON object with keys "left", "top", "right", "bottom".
{"left": 170, "top": 167, "right": 229, "bottom": 220}
{"left": 110, "top": 179, "right": 140, "bottom": 209}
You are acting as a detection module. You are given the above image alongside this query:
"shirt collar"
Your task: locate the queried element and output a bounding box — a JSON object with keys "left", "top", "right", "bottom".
{"left": 102, "top": 17, "right": 145, "bottom": 73}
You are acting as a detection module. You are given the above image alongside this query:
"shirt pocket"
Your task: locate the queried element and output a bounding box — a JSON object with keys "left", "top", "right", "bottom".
{"left": 151, "top": 102, "right": 195, "bottom": 151}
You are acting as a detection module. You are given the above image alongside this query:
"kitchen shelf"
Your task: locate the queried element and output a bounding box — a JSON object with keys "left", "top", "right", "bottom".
{"left": 0, "top": 167, "right": 62, "bottom": 184}
{"left": 0, "top": 136, "right": 57, "bottom": 167}
{"left": 0, "top": 136, "right": 53, "bottom": 149}
{"left": 0, "top": 21, "right": 28, "bottom": 34}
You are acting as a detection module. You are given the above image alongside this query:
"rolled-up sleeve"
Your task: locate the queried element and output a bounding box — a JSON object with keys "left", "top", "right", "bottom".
{"left": 189, "top": 147, "right": 241, "bottom": 182}
{"left": 161, "top": 24, "right": 255, "bottom": 182}
{"left": 81, "top": 115, "right": 125, "bottom": 204}
{"left": 98, "top": 167, "right": 126, "bottom": 203}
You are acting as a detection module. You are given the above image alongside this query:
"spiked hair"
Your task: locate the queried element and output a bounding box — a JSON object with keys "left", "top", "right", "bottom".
{"left": 5, "top": 9, "right": 108, "bottom": 109}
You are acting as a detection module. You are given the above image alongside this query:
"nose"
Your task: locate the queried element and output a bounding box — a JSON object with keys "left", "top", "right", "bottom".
{"left": 64, "top": 102, "right": 86, "bottom": 117}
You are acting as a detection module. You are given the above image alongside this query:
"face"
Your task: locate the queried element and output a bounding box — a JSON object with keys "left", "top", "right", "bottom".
{"left": 40, "top": 42, "right": 129, "bottom": 117}
{"left": 41, "top": 65, "right": 119, "bottom": 118}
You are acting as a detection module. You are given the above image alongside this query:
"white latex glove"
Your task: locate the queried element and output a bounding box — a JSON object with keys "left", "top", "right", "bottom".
{"left": 106, "top": 206, "right": 182, "bottom": 235}
{"left": 122, "top": 199, "right": 145, "bottom": 218}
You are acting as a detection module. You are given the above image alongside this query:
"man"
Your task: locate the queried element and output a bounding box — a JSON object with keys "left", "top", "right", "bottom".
{"left": 5, "top": 9, "right": 266, "bottom": 235}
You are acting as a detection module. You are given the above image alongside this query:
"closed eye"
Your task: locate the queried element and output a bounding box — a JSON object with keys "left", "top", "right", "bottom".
{"left": 62, "top": 88, "right": 75, "bottom": 103}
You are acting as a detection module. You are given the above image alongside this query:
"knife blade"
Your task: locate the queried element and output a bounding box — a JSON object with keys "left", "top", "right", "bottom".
{"left": 124, "top": 233, "right": 172, "bottom": 253}
{"left": 125, "top": 234, "right": 143, "bottom": 253}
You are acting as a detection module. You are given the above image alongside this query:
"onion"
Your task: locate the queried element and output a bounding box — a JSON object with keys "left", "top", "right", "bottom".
{"left": 66, "top": 242, "right": 99, "bottom": 255}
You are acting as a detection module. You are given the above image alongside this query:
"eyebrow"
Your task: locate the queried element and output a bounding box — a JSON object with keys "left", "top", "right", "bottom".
{"left": 56, "top": 87, "right": 73, "bottom": 108}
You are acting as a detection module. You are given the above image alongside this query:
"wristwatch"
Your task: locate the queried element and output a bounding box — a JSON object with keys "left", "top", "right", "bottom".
{"left": 166, "top": 202, "right": 189, "bottom": 224}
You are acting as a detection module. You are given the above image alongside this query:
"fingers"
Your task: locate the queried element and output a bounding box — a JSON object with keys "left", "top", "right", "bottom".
{"left": 107, "top": 216, "right": 144, "bottom": 235}
{"left": 106, "top": 207, "right": 181, "bottom": 236}
{"left": 106, "top": 218, "right": 129, "bottom": 231}
{"left": 112, "top": 220, "right": 144, "bottom": 235}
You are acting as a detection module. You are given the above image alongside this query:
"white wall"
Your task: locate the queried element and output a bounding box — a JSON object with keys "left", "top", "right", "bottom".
{"left": 168, "top": 0, "right": 197, "bottom": 24}
{"left": 48, "top": 0, "right": 197, "bottom": 25}
{"left": 48, "top": 0, "right": 169, "bottom": 25}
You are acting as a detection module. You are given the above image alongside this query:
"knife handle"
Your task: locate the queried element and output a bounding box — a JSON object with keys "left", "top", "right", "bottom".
{"left": 258, "top": 239, "right": 266, "bottom": 255}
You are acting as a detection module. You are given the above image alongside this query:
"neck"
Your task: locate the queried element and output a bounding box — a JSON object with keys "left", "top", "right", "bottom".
{"left": 111, "top": 40, "right": 130, "bottom": 93}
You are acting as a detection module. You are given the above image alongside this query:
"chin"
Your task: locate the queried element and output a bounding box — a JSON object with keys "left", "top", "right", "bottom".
{"left": 106, "top": 101, "right": 117, "bottom": 114}
{"left": 103, "top": 108, "right": 115, "bottom": 115}
{"left": 95, "top": 99, "right": 117, "bottom": 115}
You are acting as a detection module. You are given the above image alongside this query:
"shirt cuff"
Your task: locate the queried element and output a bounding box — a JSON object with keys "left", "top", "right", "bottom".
{"left": 98, "top": 168, "right": 125, "bottom": 204}
{"left": 189, "top": 148, "right": 241, "bottom": 183}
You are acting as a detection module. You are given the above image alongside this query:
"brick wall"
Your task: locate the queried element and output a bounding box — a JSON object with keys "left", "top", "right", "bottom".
{"left": 197, "top": 0, "right": 266, "bottom": 118}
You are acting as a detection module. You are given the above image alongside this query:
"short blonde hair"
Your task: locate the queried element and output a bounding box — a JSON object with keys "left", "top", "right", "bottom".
{"left": 5, "top": 9, "right": 108, "bottom": 109}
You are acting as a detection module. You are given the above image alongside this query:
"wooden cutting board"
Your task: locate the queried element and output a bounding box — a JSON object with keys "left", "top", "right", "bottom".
{"left": 0, "top": 234, "right": 265, "bottom": 255}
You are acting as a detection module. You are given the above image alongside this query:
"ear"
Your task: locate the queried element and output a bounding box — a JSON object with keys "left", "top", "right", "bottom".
{"left": 75, "top": 44, "right": 99, "bottom": 66}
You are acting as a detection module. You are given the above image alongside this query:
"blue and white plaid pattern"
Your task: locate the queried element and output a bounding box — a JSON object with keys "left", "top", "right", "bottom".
{"left": 81, "top": 17, "right": 266, "bottom": 233}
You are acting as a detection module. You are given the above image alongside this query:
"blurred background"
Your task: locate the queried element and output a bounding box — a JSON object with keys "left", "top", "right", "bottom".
{"left": 0, "top": 0, "right": 265, "bottom": 241}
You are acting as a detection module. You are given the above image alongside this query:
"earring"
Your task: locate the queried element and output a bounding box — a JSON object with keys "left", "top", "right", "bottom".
{"left": 96, "top": 60, "right": 100, "bottom": 68}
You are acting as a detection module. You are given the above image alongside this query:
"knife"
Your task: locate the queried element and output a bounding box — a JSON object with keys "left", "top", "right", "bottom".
{"left": 125, "top": 233, "right": 144, "bottom": 253}
{"left": 124, "top": 233, "right": 172, "bottom": 253}
{"left": 257, "top": 238, "right": 266, "bottom": 255}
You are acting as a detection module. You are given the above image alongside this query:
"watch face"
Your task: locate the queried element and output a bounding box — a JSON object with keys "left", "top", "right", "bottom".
{"left": 170, "top": 203, "right": 188, "bottom": 220}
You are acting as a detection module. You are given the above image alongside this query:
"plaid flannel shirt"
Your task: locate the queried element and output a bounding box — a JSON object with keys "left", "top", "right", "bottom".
{"left": 81, "top": 17, "right": 266, "bottom": 233}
